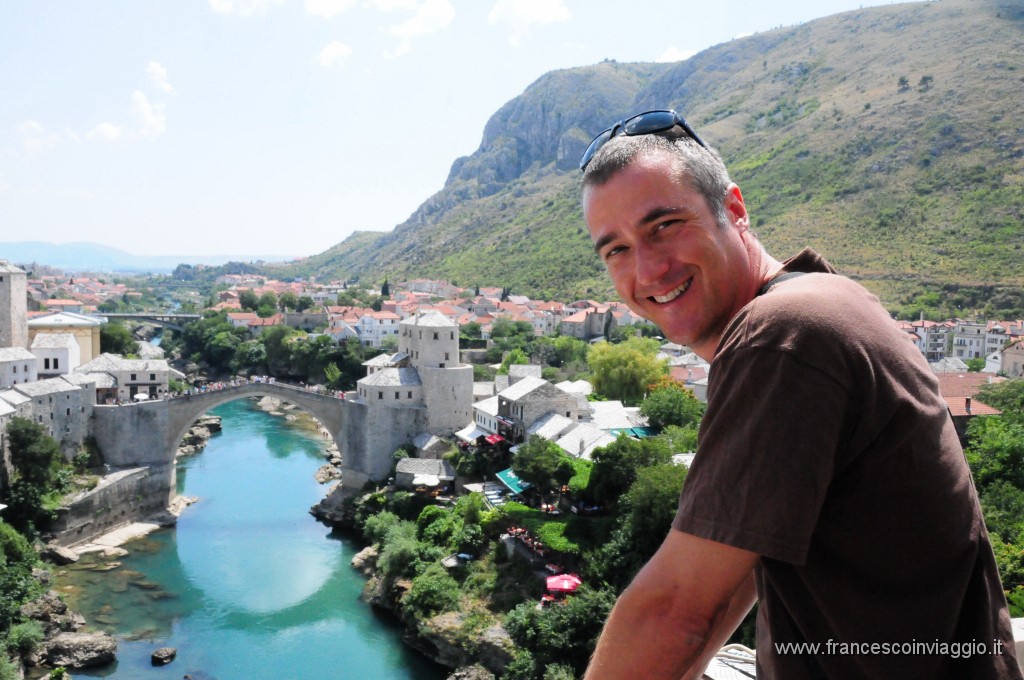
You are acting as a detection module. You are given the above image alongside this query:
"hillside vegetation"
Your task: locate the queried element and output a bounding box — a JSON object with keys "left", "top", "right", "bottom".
{"left": 275, "top": 0, "right": 1024, "bottom": 312}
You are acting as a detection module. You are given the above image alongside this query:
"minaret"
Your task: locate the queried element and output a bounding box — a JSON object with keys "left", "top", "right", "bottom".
{"left": 0, "top": 261, "right": 28, "bottom": 348}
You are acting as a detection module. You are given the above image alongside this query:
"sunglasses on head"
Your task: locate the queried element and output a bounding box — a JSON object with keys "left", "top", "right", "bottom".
{"left": 579, "top": 109, "right": 707, "bottom": 171}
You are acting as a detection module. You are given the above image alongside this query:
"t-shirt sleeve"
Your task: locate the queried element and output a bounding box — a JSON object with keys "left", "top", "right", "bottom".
{"left": 673, "top": 346, "right": 851, "bottom": 565}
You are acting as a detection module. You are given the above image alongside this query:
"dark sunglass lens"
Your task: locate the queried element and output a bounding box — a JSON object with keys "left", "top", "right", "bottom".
{"left": 622, "top": 110, "right": 677, "bottom": 135}
{"left": 580, "top": 128, "right": 614, "bottom": 169}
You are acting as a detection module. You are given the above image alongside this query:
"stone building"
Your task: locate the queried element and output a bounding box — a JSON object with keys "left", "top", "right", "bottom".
{"left": 28, "top": 311, "right": 104, "bottom": 364}
{"left": 9, "top": 377, "right": 92, "bottom": 459}
{"left": 0, "top": 347, "right": 37, "bottom": 389}
{"left": 0, "top": 261, "right": 28, "bottom": 349}
{"left": 31, "top": 333, "right": 80, "bottom": 378}
{"left": 343, "top": 311, "right": 473, "bottom": 488}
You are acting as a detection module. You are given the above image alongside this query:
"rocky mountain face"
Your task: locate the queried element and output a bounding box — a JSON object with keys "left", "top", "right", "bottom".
{"left": 283, "top": 0, "right": 1024, "bottom": 306}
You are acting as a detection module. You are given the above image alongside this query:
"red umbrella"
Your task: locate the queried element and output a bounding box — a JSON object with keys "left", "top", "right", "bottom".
{"left": 546, "top": 573, "right": 582, "bottom": 593}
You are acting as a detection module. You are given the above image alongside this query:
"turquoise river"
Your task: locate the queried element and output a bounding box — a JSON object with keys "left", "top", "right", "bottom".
{"left": 56, "top": 399, "right": 448, "bottom": 680}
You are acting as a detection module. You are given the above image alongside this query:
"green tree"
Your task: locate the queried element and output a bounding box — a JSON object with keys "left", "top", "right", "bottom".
{"left": 587, "top": 435, "right": 672, "bottom": 508}
{"left": 404, "top": 564, "right": 460, "bottom": 618}
{"left": 296, "top": 295, "right": 314, "bottom": 312}
{"left": 897, "top": 75, "right": 910, "bottom": 92}
{"left": 965, "top": 415, "right": 1024, "bottom": 490}
{"left": 239, "top": 289, "right": 259, "bottom": 311}
{"left": 656, "top": 424, "right": 700, "bottom": 453}
{"left": 5, "top": 418, "right": 66, "bottom": 536}
{"left": 278, "top": 291, "right": 298, "bottom": 311}
{"left": 640, "top": 380, "right": 705, "bottom": 430}
{"left": 587, "top": 337, "right": 667, "bottom": 405}
{"left": 100, "top": 322, "right": 139, "bottom": 356}
{"left": 977, "top": 379, "right": 1024, "bottom": 414}
{"left": 258, "top": 291, "right": 278, "bottom": 311}
{"left": 498, "top": 349, "right": 529, "bottom": 375}
{"left": 966, "top": 357, "right": 986, "bottom": 372}
{"left": 0, "top": 522, "right": 40, "bottom": 636}
{"left": 512, "top": 436, "right": 575, "bottom": 498}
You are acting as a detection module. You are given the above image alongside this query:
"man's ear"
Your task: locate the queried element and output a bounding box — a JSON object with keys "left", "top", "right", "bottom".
{"left": 724, "top": 184, "right": 750, "bottom": 232}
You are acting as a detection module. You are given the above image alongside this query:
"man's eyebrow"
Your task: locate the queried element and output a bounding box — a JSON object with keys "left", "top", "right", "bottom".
{"left": 592, "top": 206, "right": 682, "bottom": 255}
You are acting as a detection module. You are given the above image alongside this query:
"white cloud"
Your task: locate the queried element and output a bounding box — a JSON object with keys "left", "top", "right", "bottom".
{"left": 305, "top": 0, "right": 357, "bottom": 18}
{"left": 655, "top": 47, "right": 697, "bottom": 63}
{"left": 209, "top": 0, "right": 285, "bottom": 17}
{"left": 18, "top": 120, "right": 61, "bottom": 156}
{"left": 132, "top": 90, "right": 166, "bottom": 138}
{"left": 366, "top": 0, "right": 418, "bottom": 10}
{"left": 147, "top": 61, "right": 176, "bottom": 96}
{"left": 87, "top": 122, "right": 125, "bottom": 142}
{"left": 383, "top": 0, "right": 455, "bottom": 58}
{"left": 487, "top": 0, "right": 570, "bottom": 47}
{"left": 315, "top": 41, "right": 354, "bottom": 68}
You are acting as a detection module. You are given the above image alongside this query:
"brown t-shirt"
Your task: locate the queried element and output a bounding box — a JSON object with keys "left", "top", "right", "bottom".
{"left": 673, "top": 249, "right": 1021, "bottom": 679}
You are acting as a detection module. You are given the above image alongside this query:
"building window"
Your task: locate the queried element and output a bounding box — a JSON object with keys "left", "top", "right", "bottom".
{"left": 131, "top": 373, "right": 137, "bottom": 381}
{"left": 44, "top": 358, "right": 50, "bottom": 369}
{"left": 408, "top": 391, "right": 412, "bottom": 398}
{"left": 395, "top": 392, "right": 400, "bottom": 399}
{"left": 433, "top": 332, "right": 438, "bottom": 340}
{"left": 444, "top": 353, "right": 449, "bottom": 360}
{"left": 150, "top": 373, "right": 156, "bottom": 381}
{"left": 54, "top": 358, "right": 59, "bottom": 369}
{"left": 12, "top": 366, "right": 15, "bottom": 373}
{"left": 450, "top": 332, "right": 454, "bottom": 340}
{"left": 378, "top": 391, "right": 383, "bottom": 399}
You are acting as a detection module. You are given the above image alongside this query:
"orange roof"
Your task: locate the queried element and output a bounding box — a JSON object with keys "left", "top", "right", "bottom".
{"left": 935, "top": 373, "right": 1004, "bottom": 398}
{"left": 45, "top": 299, "right": 82, "bottom": 306}
{"left": 946, "top": 397, "right": 1001, "bottom": 418}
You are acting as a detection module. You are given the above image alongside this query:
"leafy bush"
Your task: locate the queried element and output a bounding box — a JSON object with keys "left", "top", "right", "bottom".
{"left": 5, "top": 621, "right": 43, "bottom": 655}
{"left": 363, "top": 511, "right": 400, "bottom": 545}
{"left": 405, "top": 564, "right": 461, "bottom": 618}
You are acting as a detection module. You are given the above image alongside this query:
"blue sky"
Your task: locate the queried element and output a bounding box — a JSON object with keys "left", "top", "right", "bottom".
{"left": 1, "top": 0, "right": 911, "bottom": 258}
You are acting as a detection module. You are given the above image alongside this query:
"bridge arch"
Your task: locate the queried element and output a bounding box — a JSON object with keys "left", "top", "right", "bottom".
{"left": 166, "top": 383, "right": 347, "bottom": 466}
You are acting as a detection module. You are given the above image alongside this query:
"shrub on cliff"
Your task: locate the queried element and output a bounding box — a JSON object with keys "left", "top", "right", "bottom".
{"left": 405, "top": 564, "right": 461, "bottom": 618}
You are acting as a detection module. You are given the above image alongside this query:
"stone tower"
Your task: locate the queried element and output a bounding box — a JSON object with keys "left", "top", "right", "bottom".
{"left": 0, "top": 261, "right": 28, "bottom": 349}
{"left": 400, "top": 310, "right": 473, "bottom": 434}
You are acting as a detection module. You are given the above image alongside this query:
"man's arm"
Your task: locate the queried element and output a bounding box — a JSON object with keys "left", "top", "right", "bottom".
{"left": 584, "top": 528, "right": 759, "bottom": 680}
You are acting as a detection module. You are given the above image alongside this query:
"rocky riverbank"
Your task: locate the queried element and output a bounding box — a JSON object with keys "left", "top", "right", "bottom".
{"left": 176, "top": 415, "right": 222, "bottom": 459}
{"left": 341, "top": 506, "right": 515, "bottom": 679}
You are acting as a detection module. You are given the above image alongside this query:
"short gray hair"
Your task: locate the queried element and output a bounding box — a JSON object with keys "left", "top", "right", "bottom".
{"left": 581, "top": 129, "right": 733, "bottom": 225}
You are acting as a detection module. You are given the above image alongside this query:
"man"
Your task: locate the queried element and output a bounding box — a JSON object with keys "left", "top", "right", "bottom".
{"left": 578, "top": 110, "right": 1021, "bottom": 679}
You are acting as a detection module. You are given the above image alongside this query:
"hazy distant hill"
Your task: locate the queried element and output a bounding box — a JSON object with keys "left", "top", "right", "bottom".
{"left": 278, "top": 0, "right": 1024, "bottom": 308}
{"left": 0, "top": 241, "right": 293, "bottom": 274}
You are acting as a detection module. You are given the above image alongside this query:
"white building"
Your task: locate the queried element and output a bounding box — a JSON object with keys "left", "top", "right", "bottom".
{"left": 31, "top": 333, "right": 80, "bottom": 378}
{"left": 11, "top": 377, "right": 91, "bottom": 459}
{"left": 0, "top": 347, "right": 38, "bottom": 389}
{"left": 74, "top": 353, "right": 180, "bottom": 402}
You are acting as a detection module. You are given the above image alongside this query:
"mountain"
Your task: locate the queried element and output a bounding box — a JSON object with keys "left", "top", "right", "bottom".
{"left": 0, "top": 242, "right": 295, "bottom": 274}
{"left": 279, "top": 0, "right": 1024, "bottom": 309}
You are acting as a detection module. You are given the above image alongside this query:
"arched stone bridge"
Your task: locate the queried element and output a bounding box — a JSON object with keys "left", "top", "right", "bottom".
{"left": 166, "top": 382, "right": 346, "bottom": 460}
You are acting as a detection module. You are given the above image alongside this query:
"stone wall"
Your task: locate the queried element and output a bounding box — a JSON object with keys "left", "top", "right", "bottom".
{"left": 421, "top": 365, "right": 473, "bottom": 435}
{"left": 49, "top": 466, "right": 172, "bottom": 547}
{"left": 339, "top": 399, "right": 426, "bottom": 488}
{"left": 91, "top": 401, "right": 171, "bottom": 467}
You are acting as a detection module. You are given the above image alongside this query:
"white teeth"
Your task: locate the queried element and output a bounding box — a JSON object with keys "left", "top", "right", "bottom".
{"left": 651, "top": 278, "right": 692, "bottom": 304}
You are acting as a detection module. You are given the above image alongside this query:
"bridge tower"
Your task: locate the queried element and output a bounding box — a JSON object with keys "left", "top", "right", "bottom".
{"left": 0, "top": 261, "right": 28, "bottom": 349}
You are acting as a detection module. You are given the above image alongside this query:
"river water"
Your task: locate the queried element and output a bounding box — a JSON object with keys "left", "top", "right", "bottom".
{"left": 56, "top": 399, "right": 447, "bottom": 680}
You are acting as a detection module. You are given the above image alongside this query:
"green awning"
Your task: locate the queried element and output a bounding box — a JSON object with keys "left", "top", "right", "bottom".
{"left": 495, "top": 468, "right": 531, "bottom": 496}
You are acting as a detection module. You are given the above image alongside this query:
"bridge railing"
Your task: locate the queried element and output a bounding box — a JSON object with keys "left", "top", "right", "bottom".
{"left": 165, "top": 376, "right": 347, "bottom": 401}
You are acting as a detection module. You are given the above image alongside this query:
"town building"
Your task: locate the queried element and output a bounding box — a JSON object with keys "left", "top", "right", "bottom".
{"left": 27, "top": 311, "right": 104, "bottom": 364}
{"left": 0, "top": 261, "right": 28, "bottom": 349}
{"left": 0, "top": 347, "right": 37, "bottom": 389}
{"left": 30, "top": 333, "right": 80, "bottom": 378}
{"left": 74, "top": 353, "right": 179, "bottom": 402}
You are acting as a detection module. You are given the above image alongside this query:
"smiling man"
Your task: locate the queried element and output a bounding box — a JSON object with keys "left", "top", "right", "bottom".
{"left": 579, "top": 111, "right": 1021, "bottom": 679}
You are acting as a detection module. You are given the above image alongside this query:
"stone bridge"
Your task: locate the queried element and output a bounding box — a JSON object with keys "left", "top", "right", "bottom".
{"left": 166, "top": 382, "right": 346, "bottom": 459}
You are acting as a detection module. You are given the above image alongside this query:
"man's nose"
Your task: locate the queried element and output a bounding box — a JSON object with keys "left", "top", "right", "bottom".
{"left": 634, "top": 243, "right": 671, "bottom": 286}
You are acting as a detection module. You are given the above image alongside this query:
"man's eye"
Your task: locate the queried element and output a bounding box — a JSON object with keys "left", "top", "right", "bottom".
{"left": 603, "top": 246, "right": 624, "bottom": 260}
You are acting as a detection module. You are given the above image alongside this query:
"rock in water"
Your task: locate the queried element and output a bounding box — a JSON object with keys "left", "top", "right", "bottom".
{"left": 151, "top": 647, "right": 177, "bottom": 665}
{"left": 44, "top": 632, "right": 117, "bottom": 668}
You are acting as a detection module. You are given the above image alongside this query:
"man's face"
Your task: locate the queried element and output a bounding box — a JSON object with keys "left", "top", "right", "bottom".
{"left": 582, "top": 151, "right": 759, "bottom": 360}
